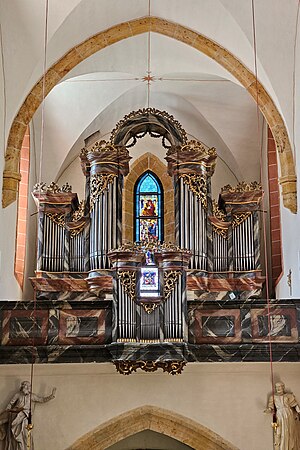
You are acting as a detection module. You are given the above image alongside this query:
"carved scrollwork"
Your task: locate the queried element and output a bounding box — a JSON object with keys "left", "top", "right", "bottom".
{"left": 211, "top": 200, "right": 228, "bottom": 238}
{"left": 168, "top": 139, "right": 216, "bottom": 157}
{"left": 82, "top": 139, "right": 128, "bottom": 157}
{"left": 141, "top": 303, "right": 159, "bottom": 314}
{"left": 164, "top": 270, "right": 181, "bottom": 299}
{"left": 110, "top": 108, "right": 187, "bottom": 148}
{"left": 117, "top": 270, "right": 136, "bottom": 301}
{"left": 212, "top": 200, "right": 226, "bottom": 221}
{"left": 72, "top": 200, "right": 85, "bottom": 222}
{"left": 114, "top": 240, "right": 190, "bottom": 254}
{"left": 221, "top": 181, "right": 262, "bottom": 193}
{"left": 113, "top": 360, "right": 187, "bottom": 375}
{"left": 179, "top": 173, "right": 207, "bottom": 209}
{"left": 33, "top": 181, "right": 72, "bottom": 194}
{"left": 232, "top": 212, "right": 252, "bottom": 228}
{"left": 90, "top": 173, "right": 117, "bottom": 209}
{"left": 45, "top": 212, "right": 65, "bottom": 227}
{"left": 212, "top": 225, "right": 228, "bottom": 239}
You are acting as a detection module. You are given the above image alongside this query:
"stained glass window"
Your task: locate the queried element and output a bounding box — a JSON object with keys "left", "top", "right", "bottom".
{"left": 135, "top": 171, "right": 163, "bottom": 242}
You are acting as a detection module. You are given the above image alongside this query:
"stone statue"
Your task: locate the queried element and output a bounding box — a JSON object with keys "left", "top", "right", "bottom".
{"left": 0, "top": 381, "right": 56, "bottom": 450}
{"left": 265, "top": 381, "right": 300, "bottom": 450}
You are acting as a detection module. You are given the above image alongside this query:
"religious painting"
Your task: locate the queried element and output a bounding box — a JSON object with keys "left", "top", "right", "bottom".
{"left": 135, "top": 171, "right": 163, "bottom": 242}
{"left": 140, "top": 267, "right": 159, "bottom": 297}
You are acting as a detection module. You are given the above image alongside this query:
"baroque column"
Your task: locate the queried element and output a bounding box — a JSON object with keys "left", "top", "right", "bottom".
{"left": 165, "top": 140, "right": 217, "bottom": 272}
{"left": 80, "top": 140, "right": 131, "bottom": 293}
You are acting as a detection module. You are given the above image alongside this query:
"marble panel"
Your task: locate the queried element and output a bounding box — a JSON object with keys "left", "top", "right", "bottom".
{"left": 58, "top": 310, "right": 107, "bottom": 344}
{"left": 251, "top": 308, "right": 298, "bottom": 342}
{"left": 241, "top": 308, "right": 252, "bottom": 340}
{"left": 48, "top": 308, "right": 59, "bottom": 345}
{"left": 189, "top": 309, "right": 241, "bottom": 344}
{"left": 1, "top": 310, "right": 48, "bottom": 346}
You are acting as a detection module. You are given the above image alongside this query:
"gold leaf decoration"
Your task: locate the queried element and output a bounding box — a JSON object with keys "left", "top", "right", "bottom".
{"left": 90, "top": 173, "right": 117, "bottom": 209}
{"left": 164, "top": 270, "right": 181, "bottom": 299}
{"left": 113, "top": 360, "right": 187, "bottom": 375}
{"left": 179, "top": 173, "right": 207, "bottom": 209}
{"left": 221, "top": 181, "right": 262, "bottom": 193}
{"left": 117, "top": 270, "right": 136, "bottom": 301}
{"left": 45, "top": 212, "right": 65, "bottom": 227}
{"left": 232, "top": 212, "right": 252, "bottom": 228}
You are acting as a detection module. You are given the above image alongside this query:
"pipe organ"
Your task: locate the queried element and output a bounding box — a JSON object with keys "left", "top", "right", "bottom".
{"left": 108, "top": 242, "right": 190, "bottom": 343}
{"left": 31, "top": 108, "right": 265, "bottom": 374}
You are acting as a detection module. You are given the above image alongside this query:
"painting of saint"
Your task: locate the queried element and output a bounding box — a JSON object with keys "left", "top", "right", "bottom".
{"left": 141, "top": 199, "right": 157, "bottom": 217}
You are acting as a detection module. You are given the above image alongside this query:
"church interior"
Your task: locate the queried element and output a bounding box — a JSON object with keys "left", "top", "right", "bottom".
{"left": 0, "top": 1, "right": 300, "bottom": 449}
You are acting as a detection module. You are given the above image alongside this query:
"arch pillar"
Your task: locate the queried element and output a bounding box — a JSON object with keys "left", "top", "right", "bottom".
{"left": 2, "top": 17, "right": 297, "bottom": 213}
{"left": 67, "top": 405, "right": 238, "bottom": 450}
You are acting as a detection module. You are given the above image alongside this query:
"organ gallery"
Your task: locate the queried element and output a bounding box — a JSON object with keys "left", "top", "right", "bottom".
{"left": 0, "top": 107, "right": 273, "bottom": 376}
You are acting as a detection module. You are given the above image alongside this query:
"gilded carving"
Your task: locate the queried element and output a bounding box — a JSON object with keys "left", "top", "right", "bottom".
{"left": 164, "top": 270, "right": 181, "bottom": 299}
{"left": 45, "top": 212, "right": 65, "bottom": 227}
{"left": 232, "top": 212, "right": 251, "bottom": 228}
{"left": 141, "top": 303, "right": 159, "bottom": 314}
{"left": 221, "top": 181, "right": 262, "bottom": 193}
{"left": 110, "top": 108, "right": 187, "bottom": 148}
{"left": 212, "top": 225, "right": 228, "bottom": 239}
{"left": 168, "top": 139, "right": 216, "bottom": 158}
{"left": 113, "top": 360, "right": 187, "bottom": 375}
{"left": 117, "top": 270, "right": 136, "bottom": 301}
{"left": 71, "top": 200, "right": 85, "bottom": 222}
{"left": 33, "top": 181, "right": 72, "bottom": 194}
{"left": 90, "top": 173, "right": 117, "bottom": 209}
{"left": 211, "top": 200, "right": 228, "bottom": 238}
{"left": 179, "top": 173, "right": 207, "bottom": 209}
{"left": 114, "top": 240, "right": 190, "bottom": 254}
{"left": 83, "top": 139, "right": 129, "bottom": 159}
{"left": 44, "top": 201, "right": 86, "bottom": 237}
{"left": 212, "top": 199, "right": 227, "bottom": 221}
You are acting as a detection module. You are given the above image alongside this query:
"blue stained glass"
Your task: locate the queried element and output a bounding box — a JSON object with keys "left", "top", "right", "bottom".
{"left": 138, "top": 173, "right": 159, "bottom": 193}
{"left": 135, "top": 171, "right": 163, "bottom": 242}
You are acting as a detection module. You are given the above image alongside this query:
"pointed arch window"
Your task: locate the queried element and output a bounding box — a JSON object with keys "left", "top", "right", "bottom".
{"left": 134, "top": 171, "right": 163, "bottom": 242}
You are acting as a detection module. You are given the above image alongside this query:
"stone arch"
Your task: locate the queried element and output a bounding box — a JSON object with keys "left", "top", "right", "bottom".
{"left": 123, "top": 152, "right": 174, "bottom": 243}
{"left": 67, "top": 405, "right": 238, "bottom": 450}
{"left": 2, "top": 17, "right": 296, "bottom": 213}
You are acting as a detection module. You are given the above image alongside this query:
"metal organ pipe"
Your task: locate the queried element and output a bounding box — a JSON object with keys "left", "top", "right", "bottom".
{"left": 177, "top": 180, "right": 207, "bottom": 271}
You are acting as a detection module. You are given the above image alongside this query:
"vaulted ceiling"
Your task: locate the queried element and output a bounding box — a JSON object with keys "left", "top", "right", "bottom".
{"left": 0, "top": 0, "right": 298, "bottom": 195}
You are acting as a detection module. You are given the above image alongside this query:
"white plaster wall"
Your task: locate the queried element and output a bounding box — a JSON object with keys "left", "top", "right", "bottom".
{"left": 0, "top": 362, "right": 299, "bottom": 450}
{"left": 275, "top": 193, "right": 300, "bottom": 299}
{"left": 56, "top": 157, "right": 85, "bottom": 203}
{"left": 0, "top": 23, "right": 22, "bottom": 301}
{"left": 275, "top": 16, "right": 300, "bottom": 299}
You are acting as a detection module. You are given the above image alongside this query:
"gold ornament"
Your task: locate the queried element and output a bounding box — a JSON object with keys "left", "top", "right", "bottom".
{"left": 90, "top": 173, "right": 117, "bottom": 209}
{"left": 117, "top": 270, "right": 136, "bottom": 301}
{"left": 113, "top": 360, "right": 187, "bottom": 375}
{"left": 179, "top": 173, "right": 207, "bottom": 209}
{"left": 164, "top": 270, "right": 181, "bottom": 299}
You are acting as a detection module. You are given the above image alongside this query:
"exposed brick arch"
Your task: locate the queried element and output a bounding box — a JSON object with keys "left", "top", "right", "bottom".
{"left": 2, "top": 17, "right": 297, "bottom": 213}
{"left": 67, "top": 405, "right": 238, "bottom": 450}
{"left": 123, "top": 152, "right": 174, "bottom": 243}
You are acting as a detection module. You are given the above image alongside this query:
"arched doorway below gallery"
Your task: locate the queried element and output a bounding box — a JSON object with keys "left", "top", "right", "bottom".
{"left": 67, "top": 405, "right": 238, "bottom": 450}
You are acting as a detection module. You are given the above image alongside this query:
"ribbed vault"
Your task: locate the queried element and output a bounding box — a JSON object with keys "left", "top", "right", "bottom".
{"left": 2, "top": 16, "right": 296, "bottom": 213}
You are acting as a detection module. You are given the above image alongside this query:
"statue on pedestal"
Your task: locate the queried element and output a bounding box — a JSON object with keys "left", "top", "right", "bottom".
{"left": 0, "top": 381, "right": 56, "bottom": 450}
{"left": 265, "top": 381, "right": 300, "bottom": 450}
